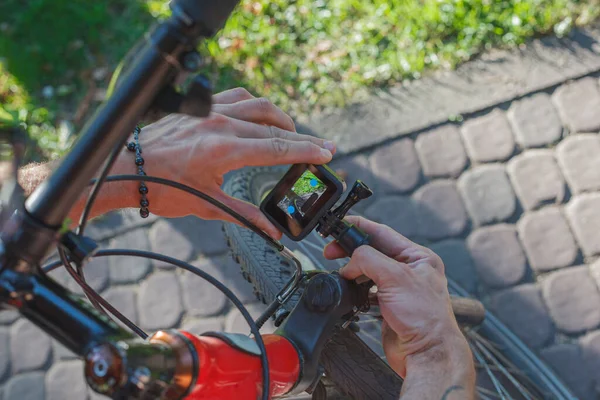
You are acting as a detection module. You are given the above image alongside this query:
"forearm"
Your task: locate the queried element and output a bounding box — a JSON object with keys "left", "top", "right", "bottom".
{"left": 400, "top": 335, "right": 475, "bottom": 400}
{"left": 17, "top": 155, "right": 136, "bottom": 225}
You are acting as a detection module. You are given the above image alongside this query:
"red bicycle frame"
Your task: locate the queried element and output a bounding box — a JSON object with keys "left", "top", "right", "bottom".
{"left": 183, "top": 333, "right": 300, "bottom": 399}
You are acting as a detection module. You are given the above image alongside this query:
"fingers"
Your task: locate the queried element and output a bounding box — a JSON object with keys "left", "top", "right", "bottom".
{"left": 212, "top": 87, "right": 255, "bottom": 104}
{"left": 225, "top": 137, "right": 333, "bottom": 169}
{"left": 323, "top": 241, "right": 350, "bottom": 259}
{"left": 228, "top": 117, "right": 335, "bottom": 153}
{"left": 324, "top": 216, "right": 417, "bottom": 260}
{"left": 339, "top": 245, "right": 407, "bottom": 287}
{"left": 213, "top": 97, "right": 296, "bottom": 132}
{"left": 203, "top": 190, "right": 283, "bottom": 240}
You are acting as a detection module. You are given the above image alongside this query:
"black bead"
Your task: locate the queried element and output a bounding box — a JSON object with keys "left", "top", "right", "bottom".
{"left": 135, "top": 157, "right": 145, "bottom": 166}
{"left": 140, "top": 198, "right": 150, "bottom": 208}
{"left": 127, "top": 142, "right": 136, "bottom": 152}
{"left": 138, "top": 185, "right": 148, "bottom": 195}
{"left": 139, "top": 207, "right": 150, "bottom": 218}
{"left": 134, "top": 126, "right": 141, "bottom": 134}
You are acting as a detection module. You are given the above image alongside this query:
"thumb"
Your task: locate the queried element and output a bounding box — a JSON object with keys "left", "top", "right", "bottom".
{"left": 340, "top": 245, "right": 407, "bottom": 287}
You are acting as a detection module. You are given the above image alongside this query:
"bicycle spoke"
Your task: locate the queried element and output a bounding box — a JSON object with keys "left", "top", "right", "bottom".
{"left": 356, "top": 317, "right": 379, "bottom": 324}
{"left": 301, "top": 236, "right": 328, "bottom": 254}
{"left": 469, "top": 331, "right": 546, "bottom": 398}
{"left": 473, "top": 339, "right": 536, "bottom": 400}
{"left": 474, "top": 362, "right": 529, "bottom": 377}
{"left": 470, "top": 340, "right": 509, "bottom": 399}
{"left": 477, "top": 387, "right": 506, "bottom": 400}
{"left": 357, "top": 326, "right": 383, "bottom": 347}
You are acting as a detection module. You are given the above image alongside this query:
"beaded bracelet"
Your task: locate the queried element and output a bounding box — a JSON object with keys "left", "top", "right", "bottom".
{"left": 126, "top": 126, "right": 150, "bottom": 218}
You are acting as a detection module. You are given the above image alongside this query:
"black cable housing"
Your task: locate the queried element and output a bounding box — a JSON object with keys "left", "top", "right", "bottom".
{"left": 43, "top": 248, "right": 270, "bottom": 399}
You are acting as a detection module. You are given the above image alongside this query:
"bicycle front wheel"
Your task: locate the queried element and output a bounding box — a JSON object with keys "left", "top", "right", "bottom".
{"left": 223, "top": 166, "right": 575, "bottom": 400}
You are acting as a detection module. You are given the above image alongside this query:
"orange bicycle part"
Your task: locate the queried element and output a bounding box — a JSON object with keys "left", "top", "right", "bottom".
{"left": 182, "top": 332, "right": 301, "bottom": 400}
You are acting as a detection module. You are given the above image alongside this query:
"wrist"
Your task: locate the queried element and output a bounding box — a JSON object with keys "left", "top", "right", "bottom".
{"left": 403, "top": 332, "right": 475, "bottom": 399}
{"left": 405, "top": 331, "right": 471, "bottom": 371}
{"left": 68, "top": 148, "right": 138, "bottom": 223}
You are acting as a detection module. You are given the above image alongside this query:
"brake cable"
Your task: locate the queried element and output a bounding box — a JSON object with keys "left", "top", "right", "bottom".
{"left": 46, "top": 172, "right": 298, "bottom": 400}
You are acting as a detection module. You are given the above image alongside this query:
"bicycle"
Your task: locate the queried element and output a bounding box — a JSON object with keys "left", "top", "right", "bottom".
{"left": 0, "top": 1, "right": 578, "bottom": 399}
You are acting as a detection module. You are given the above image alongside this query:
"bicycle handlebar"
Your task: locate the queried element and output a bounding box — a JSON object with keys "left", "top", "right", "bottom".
{"left": 174, "top": 0, "right": 241, "bottom": 36}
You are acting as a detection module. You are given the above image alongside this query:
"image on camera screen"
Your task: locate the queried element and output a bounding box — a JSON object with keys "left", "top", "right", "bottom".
{"left": 277, "top": 170, "right": 327, "bottom": 220}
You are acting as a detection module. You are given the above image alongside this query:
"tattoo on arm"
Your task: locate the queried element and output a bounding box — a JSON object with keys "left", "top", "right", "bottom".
{"left": 441, "top": 385, "right": 464, "bottom": 400}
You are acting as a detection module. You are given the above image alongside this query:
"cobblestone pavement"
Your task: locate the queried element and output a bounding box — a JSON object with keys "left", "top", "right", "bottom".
{"left": 4, "top": 76, "right": 600, "bottom": 399}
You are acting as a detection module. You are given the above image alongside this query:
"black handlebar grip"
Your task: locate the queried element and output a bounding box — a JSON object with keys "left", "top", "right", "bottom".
{"left": 171, "top": 0, "right": 240, "bottom": 36}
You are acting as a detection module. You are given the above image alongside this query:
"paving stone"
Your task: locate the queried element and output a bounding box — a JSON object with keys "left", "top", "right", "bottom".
{"left": 330, "top": 155, "right": 378, "bottom": 212}
{"left": 85, "top": 211, "right": 126, "bottom": 240}
{"left": 138, "top": 272, "right": 183, "bottom": 331}
{"left": 507, "top": 150, "right": 566, "bottom": 210}
{"left": 556, "top": 134, "right": 600, "bottom": 194}
{"left": 507, "top": 93, "right": 563, "bottom": 148}
{"left": 0, "top": 328, "right": 9, "bottom": 381}
{"left": 10, "top": 319, "right": 51, "bottom": 373}
{"left": 413, "top": 181, "right": 468, "bottom": 240}
{"left": 0, "top": 309, "right": 19, "bottom": 325}
{"left": 490, "top": 284, "right": 553, "bottom": 349}
{"left": 108, "top": 229, "right": 152, "bottom": 284}
{"left": 566, "top": 193, "right": 600, "bottom": 257}
{"left": 415, "top": 125, "right": 468, "bottom": 178}
{"left": 86, "top": 211, "right": 158, "bottom": 241}
{"left": 461, "top": 109, "right": 515, "bottom": 162}
{"left": 103, "top": 286, "right": 138, "bottom": 325}
{"left": 180, "top": 259, "right": 228, "bottom": 317}
{"left": 181, "top": 317, "right": 224, "bottom": 334}
{"left": 541, "top": 344, "right": 595, "bottom": 399}
{"left": 467, "top": 225, "right": 527, "bottom": 288}
{"left": 53, "top": 340, "right": 78, "bottom": 361}
{"left": 457, "top": 165, "right": 516, "bottom": 226}
{"left": 168, "top": 216, "right": 228, "bottom": 257}
{"left": 553, "top": 77, "right": 600, "bottom": 133}
{"left": 369, "top": 138, "right": 421, "bottom": 193}
{"left": 590, "top": 259, "right": 600, "bottom": 296}
{"left": 364, "top": 196, "right": 419, "bottom": 238}
{"left": 149, "top": 218, "right": 195, "bottom": 269}
{"left": 46, "top": 360, "right": 89, "bottom": 400}
{"left": 217, "top": 256, "right": 259, "bottom": 304}
{"left": 518, "top": 207, "right": 578, "bottom": 271}
{"left": 542, "top": 266, "right": 600, "bottom": 334}
{"left": 225, "top": 302, "right": 276, "bottom": 334}
{"left": 5, "top": 371, "right": 45, "bottom": 400}
{"left": 580, "top": 330, "right": 600, "bottom": 395}
{"left": 429, "top": 240, "right": 477, "bottom": 294}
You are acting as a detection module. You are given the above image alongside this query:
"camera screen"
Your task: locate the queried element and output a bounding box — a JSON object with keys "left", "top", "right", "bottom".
{"left": 276, "top": 170, "right": 327, "bottom": 220}
{"left": 260, "top": 164, "right": 345, "bottom": 241}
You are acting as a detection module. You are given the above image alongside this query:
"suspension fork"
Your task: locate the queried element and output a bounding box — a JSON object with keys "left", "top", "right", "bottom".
{"left": 174, "top": 271, "right": 368, "bottom": 399}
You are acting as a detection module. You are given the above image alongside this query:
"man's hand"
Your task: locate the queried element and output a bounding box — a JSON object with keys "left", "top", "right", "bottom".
{"left": 67, "top": 88, "right": 335, "bottom": 238}
{"left": 324, "top": 216, "right": 475, "bottom": 399}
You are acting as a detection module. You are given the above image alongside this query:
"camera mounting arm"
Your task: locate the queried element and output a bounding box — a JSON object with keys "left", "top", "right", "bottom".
{"left": 317, "top": 180, "right": 373, "bottom": 255}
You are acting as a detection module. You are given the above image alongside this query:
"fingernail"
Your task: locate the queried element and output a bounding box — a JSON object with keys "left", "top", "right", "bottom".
{"left": 324, "top": 141, "right": 336, "bottom": 152}
{"left": 320, "top": 148, "right": 333, "bottom": 159}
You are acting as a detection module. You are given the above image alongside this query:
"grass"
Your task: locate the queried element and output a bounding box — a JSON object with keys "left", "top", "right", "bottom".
{"left": 1, "top": 0, "right": 599, "bottom": 159}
